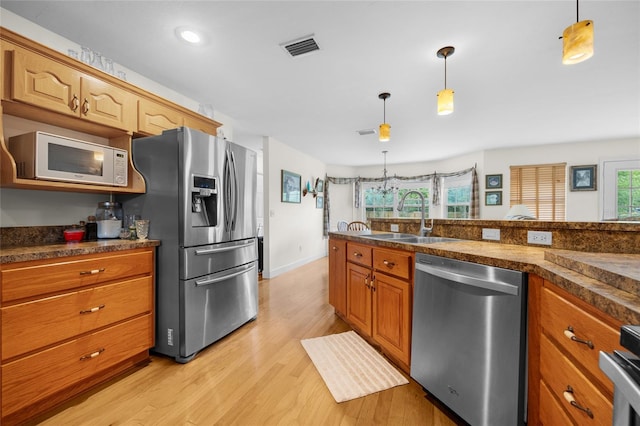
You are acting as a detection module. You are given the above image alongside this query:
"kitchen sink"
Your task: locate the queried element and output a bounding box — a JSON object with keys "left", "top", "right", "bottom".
{"left": 361, "top": 233, "right": 462, "bottom": 244}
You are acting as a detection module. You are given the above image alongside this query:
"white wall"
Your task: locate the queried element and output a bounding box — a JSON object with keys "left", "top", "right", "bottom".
{"left": 263, "top": 137, "right": 327, "bottom": 278}
{"left": 327, "top": 138, "right": 640, "bottom": 222}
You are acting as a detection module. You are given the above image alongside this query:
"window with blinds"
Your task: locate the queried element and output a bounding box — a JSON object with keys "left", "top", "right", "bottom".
{"left": 510, "top": 163, "right": 566, "bottom": 220}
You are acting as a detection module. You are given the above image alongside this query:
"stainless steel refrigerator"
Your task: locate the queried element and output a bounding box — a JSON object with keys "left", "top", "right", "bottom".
{"left": 121, "top": 127, "right": 258, "bottom": 363}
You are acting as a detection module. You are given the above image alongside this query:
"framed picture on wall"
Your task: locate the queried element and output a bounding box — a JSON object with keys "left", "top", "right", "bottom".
{"left": 486, "top": 174, "right": 503, "bottom": 189}
{"left": 570, "top": 165, "right": 597, "bottom": 191}
{"left": 315, "top": 178, "right": 324, "bottom": 193}
{"left": 316, "top": 196, "right": 324, "bottom": 209}
{"left": 485, "top": 191, "right": 502, "bottom": 206}
{"left": 281, "top": 170, "right": 301, "bottom": 203}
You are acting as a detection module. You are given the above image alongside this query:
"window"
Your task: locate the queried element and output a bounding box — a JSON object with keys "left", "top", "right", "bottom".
{"left": 443, "top": 174, "right": 472, "bottom": 218}
{"left": 602, "top": 159, "right": 640, "bottom": 220}
{"left": 363, "top": 181, "right": 430, "bottom": 219}
{"left": 510, "top": 163, "right": 566, "bottom": 220}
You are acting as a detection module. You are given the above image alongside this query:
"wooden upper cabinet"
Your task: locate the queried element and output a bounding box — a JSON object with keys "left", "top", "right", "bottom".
{"left": 137, "top": 98, "right": 183, "bottom": 135}
{"left": 183, "top": 115, "right": 219, "bottom": 136}
{"left": 11, "top": 48, "right": 135, "bottom": 131}
{"left": 11, "top": 48, "right": 81, "bottom": 117}
{"left": 79, "top": 76, "right": 136, "bottom": 130}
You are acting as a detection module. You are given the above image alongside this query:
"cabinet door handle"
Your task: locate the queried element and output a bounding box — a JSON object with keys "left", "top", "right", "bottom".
{"left": 563, "top": 385, "right": 594, "bottom": 419}
{"left": 364, "top": 273, "right": 370, "bottom": 288}
{"left": 79, "top": 268, "right": 105, "bottom": 275}
{"left": 564, "top": 326, "right": 594, "bottom": 349}
{"left": 353, "top": 252, "right": 362, "bottom": 257}
{"left": 71, "top": 94, "right": 80, "bottom": 111}
{"left": 82, "top": 98, "right": 90, "bottom": 114}
{"left": 371, "top": 276, "right": 376, "bottom": 292}
{"left": 80, "top": 304, "right": 105, "bottom": 314}
{"left": 332, "top": 246, "right": 339, "bottom": 251}
{"left": 79, "top": 348, "right": 105, "bottom": 361}
{"left": 383, "top": 260, "right": 395, "bottom": 268}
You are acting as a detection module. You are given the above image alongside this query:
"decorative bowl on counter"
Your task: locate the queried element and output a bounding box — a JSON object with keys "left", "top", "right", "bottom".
{"left": 63, "top": 228, "right": 85, "bottom": 242}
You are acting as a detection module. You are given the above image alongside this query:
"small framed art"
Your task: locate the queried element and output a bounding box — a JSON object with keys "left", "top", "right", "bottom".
{"left": 485, "top": 191, "right": 502, "bottom": 206}
{"left": 316, "top": 196, "right": 324, "bottom": 209}
{"left": 570, "top": 165, "right": 597, "bottom": 191}
{"left": 281, "top": 170, "right": 301, "bottom": 203}
{"left": 485, "top": 174, "right": 503, "bottom": 189}
{"left": 315, "top": 178, "right": 324, "bottom": 193}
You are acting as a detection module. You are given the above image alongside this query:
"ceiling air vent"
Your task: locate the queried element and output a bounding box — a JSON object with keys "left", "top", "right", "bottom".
{"left": 280, "top": 34, "right": 320, "bottom": 58}
{"left": 357, "top": 129, "right": 376, "bottom": 136}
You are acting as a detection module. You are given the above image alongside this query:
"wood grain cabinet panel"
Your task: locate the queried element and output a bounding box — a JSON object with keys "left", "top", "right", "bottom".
{"left": 11, "top": 48, "right": 81, "bottom": 117}
{"left": 328, "top": 238, "right": 347, "bottom": 316}
{"left": 80, "top": 77, "right": 136, "bottom": 130}
{"left": 340, "top": 240, "right": 413, "bottom": 372}
{"left": 2, "top": 276, "right": 153, "bottom": 360}
{"left": 540, "top": 333, "right": 612, "bottom": 426}
{"left": 1, "top": 314, "right": 152, "bottom": 419}
{"left": 0, "top": 247, "right": 155, "bottom": 425}
{"left": 1, "top": 249, "right": 153, "bottom": 302}
{"left": 183, "top": 115, "right": 219, "bottom": 136}
{"left": 137, "top": 98, "right": 183, "bottom": 135}
{"left": 372, "top": 271, "right": 411, "bottom": 366}
{"left": 539, "top": 380, "right": 577, "bottom": 426}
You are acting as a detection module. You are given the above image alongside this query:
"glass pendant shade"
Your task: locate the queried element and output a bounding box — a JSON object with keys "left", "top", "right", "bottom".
{"left": 562, "top": 20, "right": 594, "bottom": 64}
{"left": 379, "top": 123, "right": 391, "bottom": 142}
{"left": 437, "top": 89, "right": 454, "bottom": 115}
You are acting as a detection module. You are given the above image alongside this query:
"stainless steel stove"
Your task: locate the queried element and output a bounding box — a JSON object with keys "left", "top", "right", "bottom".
{"left": 600, "top": 325, "right": 640, "bottom": 426}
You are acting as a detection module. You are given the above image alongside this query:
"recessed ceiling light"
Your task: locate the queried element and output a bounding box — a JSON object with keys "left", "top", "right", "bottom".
{"left": 175, "top": 26, "right": 204, "bottom": 45}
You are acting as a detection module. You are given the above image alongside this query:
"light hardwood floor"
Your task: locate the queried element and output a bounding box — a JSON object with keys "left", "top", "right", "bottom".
{"left": 29, "top": 257, "right": 459, "bottom": 425}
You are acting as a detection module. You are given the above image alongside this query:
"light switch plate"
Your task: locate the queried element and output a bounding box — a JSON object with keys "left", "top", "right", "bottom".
{"left": 390, "top": 224, "right": 399, "bottom": 232}
{"left": 527, "top": 230, "right": 553, "bottom": 245}
{"left": 482, "top": 228, "right": 501, "bottom": 241}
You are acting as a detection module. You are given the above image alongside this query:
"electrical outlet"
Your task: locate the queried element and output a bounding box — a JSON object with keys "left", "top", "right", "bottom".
{"left": 390, "top": 224, "right": 399, "bottom": 232}
{"left": 527, "top": 230, "right": 553, "bottom": 245}
{"left": 482, "top": 228, "right": 501, "bottom": 241}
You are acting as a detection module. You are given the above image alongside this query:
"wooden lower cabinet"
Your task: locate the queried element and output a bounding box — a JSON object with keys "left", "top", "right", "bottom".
{"left": 342, "top": 240, "right": 413, "bottom": 372}
{"left": 528, "top": 274, "right": 622, "bottom": 425}
{"left": 0, "top": 247, "right": 155, "bottom": 425}
{"left": 328, "top": 237, "right": 347, "bottom": 316}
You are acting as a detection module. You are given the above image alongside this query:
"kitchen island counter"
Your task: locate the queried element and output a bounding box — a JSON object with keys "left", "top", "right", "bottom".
{"left": 330, "top": 231, "right": 640, "bottom": 325}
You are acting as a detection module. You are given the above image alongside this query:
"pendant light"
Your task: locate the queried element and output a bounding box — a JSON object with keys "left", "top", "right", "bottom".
{"left": 378, "top": 92, "right": 391, "bottom": 142}
{"left": 561, "top": 0, "right": 593, "bottom": 65}
{"left": 437, "top": 46, "right": 455, "bottom": 116}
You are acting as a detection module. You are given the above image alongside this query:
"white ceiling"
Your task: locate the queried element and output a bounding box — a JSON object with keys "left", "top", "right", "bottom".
{"left": 2, "top": 1, "right": 639, "bottom": 166}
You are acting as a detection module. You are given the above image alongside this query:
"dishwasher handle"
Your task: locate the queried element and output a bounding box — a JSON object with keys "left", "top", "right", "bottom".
{"left": 416, "top": 261, "right": 519, "bottom": 296}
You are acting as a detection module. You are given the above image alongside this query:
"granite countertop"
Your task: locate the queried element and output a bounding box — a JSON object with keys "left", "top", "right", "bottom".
{"left": 0, "top": 239, "right": 161, "bottom": 264}
{"left": 331, "top": 231, "right": 640, "bottom": 325}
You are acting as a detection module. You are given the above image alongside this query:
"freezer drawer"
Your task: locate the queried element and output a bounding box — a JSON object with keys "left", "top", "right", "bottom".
{"left": 179, "top": 261, "right": 258, "bottom": 362}
{"left": 180, "top": 238, "right": 257, "bottom": 280}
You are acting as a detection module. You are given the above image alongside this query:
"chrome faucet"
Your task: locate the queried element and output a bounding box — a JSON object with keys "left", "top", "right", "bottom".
{"left": 397, "top": 191, "right": 433, "bottom": 237}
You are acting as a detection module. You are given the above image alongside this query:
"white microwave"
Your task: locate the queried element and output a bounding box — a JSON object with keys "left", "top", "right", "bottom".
{"left": 8, "top": 131, "right": 128, "bottom": 187}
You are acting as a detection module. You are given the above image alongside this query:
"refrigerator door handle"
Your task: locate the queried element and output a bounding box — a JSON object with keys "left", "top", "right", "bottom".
{"left": 229, "top": 148, "right": 238, "bottom": 232}
{"left": 194, "top": 240, "right": 255, "bottom": 255}
{"left": 195, "top": 263, "right": 256, "bottom": 286}
{"left": 223, "top": 148, "right": 232, "bottom": 233}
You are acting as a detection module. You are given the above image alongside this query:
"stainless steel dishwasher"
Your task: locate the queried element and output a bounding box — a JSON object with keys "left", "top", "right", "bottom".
{"left": 411, "top": 253, "right": 527, "bottom": 426}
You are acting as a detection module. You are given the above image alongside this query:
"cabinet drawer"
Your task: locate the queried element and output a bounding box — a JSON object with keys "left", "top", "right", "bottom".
{"left": 540, "top": 333, "right": 612, "bottom": 426}
{"left": 346, "top": 242, "right": 372, "bottom": 267}
{"left": 2, "top": 276, "right": 152, "bottom": 360}
{"left": 541, "top": 286, "right": 621, "bottom": 393}
{"left": 373, "top": 248, "right": 412, "bottom": 280}
{"left": 1, "top": 249, "right": 153, "bottom": 302}
{"left": 1, "top": 314, "right": 152, "bottom": 418}
{"left": 540, "top": 380, "right": 576, "bottom": 426}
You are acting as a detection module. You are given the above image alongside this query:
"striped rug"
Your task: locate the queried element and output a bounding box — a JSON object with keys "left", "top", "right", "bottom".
{"left": 301, "top": 331, "right": 409, "bottom": 403}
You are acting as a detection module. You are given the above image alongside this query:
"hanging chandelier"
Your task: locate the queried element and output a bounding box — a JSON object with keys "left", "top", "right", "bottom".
{"left": 375, "top": 150, "right": 399, "bottom": 195}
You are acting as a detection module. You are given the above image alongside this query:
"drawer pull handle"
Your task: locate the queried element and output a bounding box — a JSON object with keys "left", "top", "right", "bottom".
{"left": 80, "top": 304, "right": 105, "bottom": 314}
{"left": 80, "top": 348, "right": 105, "bottom": 361}
{"left": 383, "top": 260, "right": 395, "bottom": 268}
{"left": 79, "top": 268, "right": 106, "bottom": 276}
{"left": 563, "top": 385, "right": 594, "bottom": 419}
{"left": 353, "top": 252, "right": 362, "bottom": 257}
{"left": 564, "top": 326, "right": 594, "bottom": 349}
{"left": 82, "top": 98, "right": 90, "bottom": 114}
